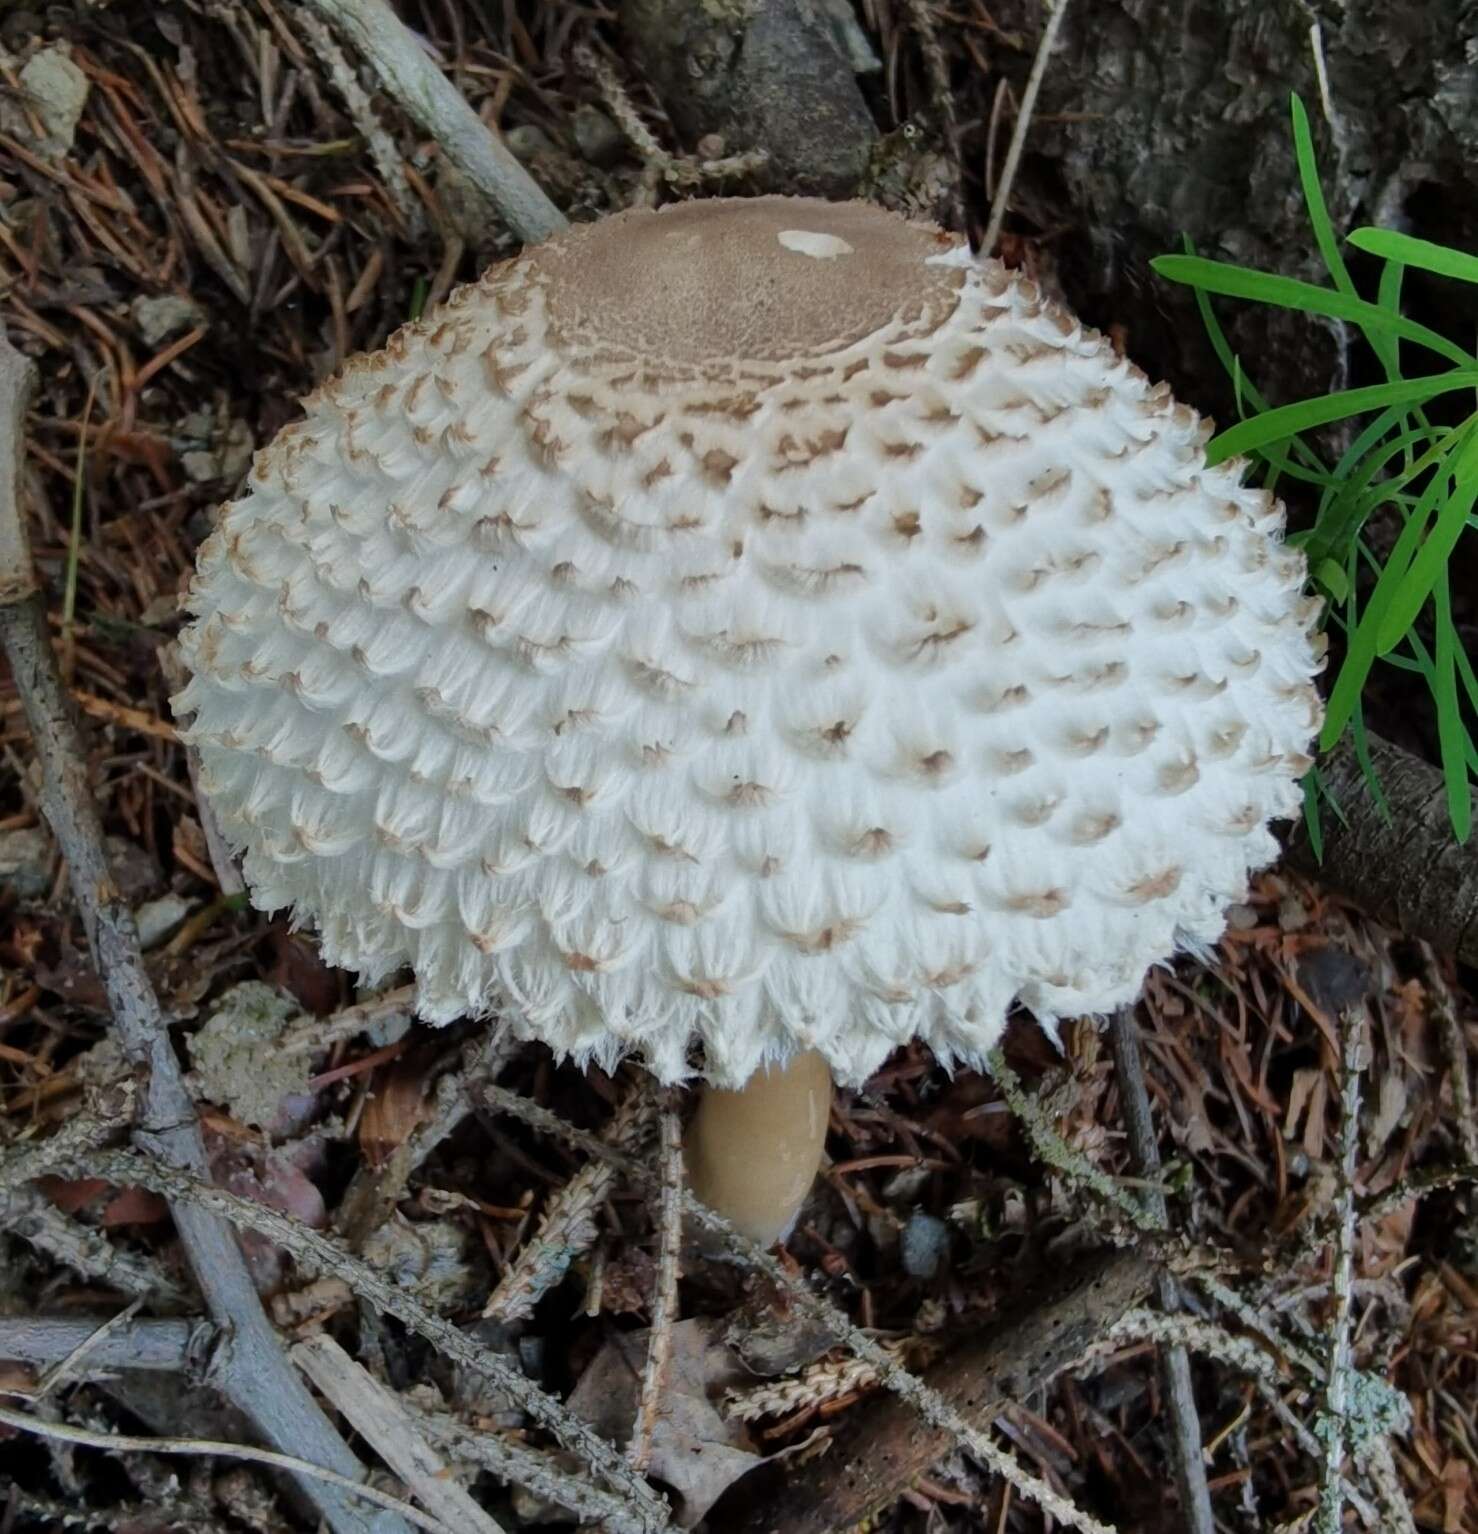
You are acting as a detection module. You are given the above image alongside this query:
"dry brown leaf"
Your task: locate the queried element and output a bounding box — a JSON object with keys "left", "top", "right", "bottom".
{"left": 358, "top": 1049, "right": 433, "bottom": 1168}
{"left": 567, "top": 1317, "right": 761, "bottom": 1525}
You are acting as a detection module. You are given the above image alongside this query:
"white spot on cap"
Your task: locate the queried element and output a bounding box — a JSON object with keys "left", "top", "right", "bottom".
{"left": 778, "top": 229, "right": 855, "bottom": 260}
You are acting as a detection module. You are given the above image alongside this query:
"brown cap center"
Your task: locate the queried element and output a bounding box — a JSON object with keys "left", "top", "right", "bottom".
{"left": 528, "top": 196, "right": 965, "bottom": 365}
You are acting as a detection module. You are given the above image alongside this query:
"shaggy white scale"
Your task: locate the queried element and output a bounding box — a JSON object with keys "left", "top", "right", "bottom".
{"left": 174, "top": 197, "right": 1323, "bottom": 1090}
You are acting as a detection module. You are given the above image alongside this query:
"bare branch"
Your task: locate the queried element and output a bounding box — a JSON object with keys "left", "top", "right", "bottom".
{"left": 297, "top": 0, "right": 566, "bottom": 245}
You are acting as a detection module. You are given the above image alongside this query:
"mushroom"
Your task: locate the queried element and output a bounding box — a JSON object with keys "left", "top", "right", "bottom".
{"left": 173, "top": 197, "right": 1323, "bottom": 1248}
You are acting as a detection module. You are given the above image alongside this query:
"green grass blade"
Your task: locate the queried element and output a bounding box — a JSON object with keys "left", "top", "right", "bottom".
{"left": 1291, "top": 94, "right": 1356, "bottom": 299}
{"left": 1457, "top": 626, "right": 1478, "bottom": 723}
{"left": 1150, "top": 255, "right": 1475, "bottom": 370}
{"left": 1319, "top": 447, "right": 1461, "bottom": 748}
{"left": 1375, "top": 428, "right": 1478, "bottom": 653}
{"left": 1348, "top": 227, "right": 1478, "bottom": 286}
{"left": 1373, "top": 254, "right": 1407, "bottom": 385}
{"left": 1432, "top": 573, "right": 1473, "bottom": 842}
{"left": 1301, "top": 769, "right": 1324, "bottom": 862}
{"left": 1210, "top": 374, "right": 1478, "bottom": 466}
{"left": 1306, "top": 420, "right": 1453, "bottom": 567}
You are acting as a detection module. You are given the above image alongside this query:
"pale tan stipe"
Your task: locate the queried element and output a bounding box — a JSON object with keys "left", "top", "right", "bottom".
{"left": 684, "top": 1049, "right": 833, "bottom": 1247}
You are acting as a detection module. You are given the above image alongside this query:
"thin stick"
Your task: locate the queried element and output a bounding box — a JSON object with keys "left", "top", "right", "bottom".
{"left": 299, "top": 0, "right": 566, "bottom": 245}
{"left": 981, "top": 0, "right": 1074, "bottom": 256}
{"left": 411, "top": 1405, "right": 656, "bottom": 1534}
{"left": 31, "top": 1298, "right": 145, "bottom": 1401}
{"left": 1108, "top": 1011, "right": 1215, "bottom": 1534}
{"left": 0, "top": 338, "right": 34, "bottom": 599}
{"left": 1317, "top": 1007, "right": 1364, "bottom": 1532}
{"left": 630, "top": 1087, "right": 682, "bottom": 1472}
{"left": 292, "top": 1333, "right": 508, "bottom": 1534}
{"left": 0, "top": 329, "right": 404, "bottom": 1534}
{"left": 0, "top": 1401, "right": 452, "bottom": 1534}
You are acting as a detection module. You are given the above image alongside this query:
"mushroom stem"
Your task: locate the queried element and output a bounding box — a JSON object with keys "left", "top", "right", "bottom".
{"left": 684, "top": 1049, "right": 833, "bottom": 1247}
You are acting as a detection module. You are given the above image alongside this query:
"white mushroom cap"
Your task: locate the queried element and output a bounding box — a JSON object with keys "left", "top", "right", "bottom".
{"left": 173, "top": 197, "right": 1323, "bottom": 1089}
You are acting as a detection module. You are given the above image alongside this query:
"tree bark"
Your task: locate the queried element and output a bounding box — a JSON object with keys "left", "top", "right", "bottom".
{"left": 987, "top": 0, "right": 1478, "bottom": 419}
{"left": 619, "top": 0, "right": 876, "bottom": 197}
{"left": 1287, "top": 731, "right": 1478, "bottom": 968}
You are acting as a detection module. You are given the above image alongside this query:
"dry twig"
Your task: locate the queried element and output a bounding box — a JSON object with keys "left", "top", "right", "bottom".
{"left": 0, "top": 1314, "right": 202, "bottom": 1376}
{"left": 482, "top": 1083, "right": 651, "bottom": 1325}
{"left": 630, "top": 1086, "right": 682, "bottom": 1472}
{"left": 1317, "top": 1006, "right": 1363, "bottom": 1532}
{"left": 0, "top": 1181, "right": 192, "bottom": 1309}
{"left": 981, "top": 0, "right": 1074, "bottom": 255}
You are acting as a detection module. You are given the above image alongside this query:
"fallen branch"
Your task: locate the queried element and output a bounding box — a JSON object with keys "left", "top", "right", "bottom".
{"left": 0, "top": 1314, "right": 201, "bottom": 1376}
{"left": 0, "top": 330, "right": 402, "bottom": 1534}
{"left": 1108, "top": 1010, "right": 1215, "bottom": 1534}
{"left": 716, "top": 1250, "right": 1153, "bottom": 1534}
{"left": 0, "top": 1311, "right": 659, "bottom": 1534}
{"left": 298, "top": 0, "right": 567, "bottom": 245}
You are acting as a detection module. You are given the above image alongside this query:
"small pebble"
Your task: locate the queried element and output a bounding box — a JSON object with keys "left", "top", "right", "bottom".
{"left": 0, "top": 827, "right": 52, "bottom": 899}
{"left": 572, "top": 103, "right": 624, "bottom": 166}
{"left": 135, "top": 893, "right": 193, "bottom": 949}
{"left": 900, "top": 1210, "right": 950, "bottom": 1279}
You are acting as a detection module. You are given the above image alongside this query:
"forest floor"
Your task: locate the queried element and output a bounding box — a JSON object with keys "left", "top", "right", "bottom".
{"left": 0, "top": 4, "right": 1475, "bottom": 1532}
